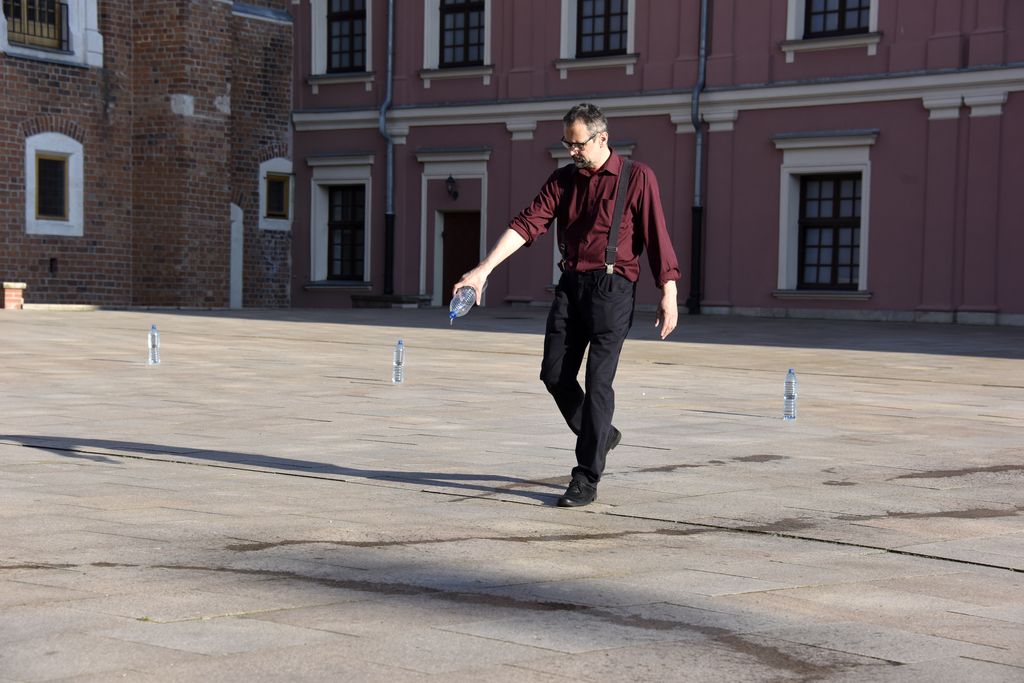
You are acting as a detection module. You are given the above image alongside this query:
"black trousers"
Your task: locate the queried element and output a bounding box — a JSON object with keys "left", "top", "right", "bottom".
{"left": 540, "top": 270, "right": 636, "bottom": 484}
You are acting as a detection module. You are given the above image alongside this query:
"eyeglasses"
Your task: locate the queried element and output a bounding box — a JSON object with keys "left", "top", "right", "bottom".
{"left": 560, "top": 130, "right": 601, "bottom": 151}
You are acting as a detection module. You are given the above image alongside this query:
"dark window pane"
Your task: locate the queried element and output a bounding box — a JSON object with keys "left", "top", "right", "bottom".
{"left": 798, "top": 174, "right": 862, "bottom": 290}
{"left": 327, "top": 0, "right": 367, "bottom": 73}
{"left": 266, "top": 174, "right": 290, "bottom": 218}
{"left": 439, "top": 0, "right": 484, "bottom": 67}
{"left": 36, "top": 155, "right": 67, "bottom": 219}
{"left": 805, "top": 0, "right": 870, "bottom": 38}
{"left": 328, "top": 185, "right": 366, "bottom": 281}
{"left": 577, "top": 0, "right": 628, "bottom": 57}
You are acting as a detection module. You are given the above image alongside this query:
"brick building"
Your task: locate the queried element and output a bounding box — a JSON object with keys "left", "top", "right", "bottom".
{"left": 1, "top": 0, "right": 293, "bottom": 308}
{"left": 291, "top": 0, "right": 1024, "bottom": 326}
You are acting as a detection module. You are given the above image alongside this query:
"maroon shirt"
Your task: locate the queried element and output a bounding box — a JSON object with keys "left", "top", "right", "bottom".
{"left": 508, "top": 151, "right": 681, "bottom": 287}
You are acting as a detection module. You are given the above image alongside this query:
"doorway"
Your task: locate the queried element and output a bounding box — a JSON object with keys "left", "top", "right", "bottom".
{"left": 441, "top": 211, "right": 481, "bottom": 303}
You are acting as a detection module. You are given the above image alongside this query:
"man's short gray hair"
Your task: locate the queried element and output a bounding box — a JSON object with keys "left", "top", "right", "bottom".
{"left": 563, "top": 103, "right": 608, "bottom": 135}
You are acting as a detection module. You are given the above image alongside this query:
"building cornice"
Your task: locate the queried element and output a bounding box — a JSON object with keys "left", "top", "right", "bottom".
{"left": 700, "top": 65, "right": 1024, "bottom": 116}
{"left": 292, "top": 65, "right": 1024, "bottom": 133}
{"left": 294, "top": 93, "right": 689, "bottom": 132}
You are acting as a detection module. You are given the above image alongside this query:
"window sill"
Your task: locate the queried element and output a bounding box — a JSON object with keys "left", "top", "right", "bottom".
{"left": 554, "top": 53, "right": 638, "bottom": 79}
{"left": 773, "top": 289, "right": 872, "bottom": 301}
{"left": 307, "top": 71, "right": 375, "bottom": 94}
{"left": 258, "top": 218, "right": 292, "bottom": 232}
{"left": 419, "top": 65, "right": 494, "bottom": 89}
{"left": 779, "top": 32, "right": 882, "bottom": 63}
{"left": 1, "top": 44, "right": 88, "bottom": 68}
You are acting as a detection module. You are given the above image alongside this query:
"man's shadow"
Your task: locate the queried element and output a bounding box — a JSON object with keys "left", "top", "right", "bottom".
{"left": 1, "top": 435, "right": 564, "bottom": 504}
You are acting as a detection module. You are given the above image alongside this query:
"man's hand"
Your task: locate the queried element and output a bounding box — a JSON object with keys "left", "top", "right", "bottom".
{"left": 452, "top": 268, "right": 488, "bottom": 305}
{"left": 655, "top": 280, "right": 679, "bottom": 339}
{"left": 451, "top": 229, "right": 528, "bottom": 304}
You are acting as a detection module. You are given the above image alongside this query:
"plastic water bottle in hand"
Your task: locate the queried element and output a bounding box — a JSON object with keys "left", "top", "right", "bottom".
{"left": 147, "top": 324, "right": 161, "bottom": 365}
{"left": 783, "top": 368, "right": 797, "bottom": 420}
{"left": 449, "top": 286, "right": 479, "bottom": 325}
{"left": 392, "top": 339, "right": 405, "bottom": 384}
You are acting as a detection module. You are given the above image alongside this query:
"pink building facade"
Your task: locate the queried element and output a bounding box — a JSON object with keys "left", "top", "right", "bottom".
{"left": 291, "top": 1, "right": 1024, "bottom": 325}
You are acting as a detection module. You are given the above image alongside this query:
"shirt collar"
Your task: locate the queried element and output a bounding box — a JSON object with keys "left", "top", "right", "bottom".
{"left": 579, "top": 149, "right": 621, "bottom": 177}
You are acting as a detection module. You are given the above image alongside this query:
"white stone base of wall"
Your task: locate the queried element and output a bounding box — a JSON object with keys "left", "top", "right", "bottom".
{"left": 698, "top": 305, "right": 1024, "bottom": 327}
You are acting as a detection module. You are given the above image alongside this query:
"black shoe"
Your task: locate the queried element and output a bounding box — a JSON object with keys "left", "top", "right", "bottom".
{"left": 606, "top": 427, "right": 622, "bottom": 455}
{"left": 557, "top": 479, "right": 597, "bottom": 507}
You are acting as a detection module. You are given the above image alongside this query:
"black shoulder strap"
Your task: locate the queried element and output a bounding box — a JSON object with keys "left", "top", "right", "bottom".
{"left": 605, "top": 159, "right": 633, "bottom": 275}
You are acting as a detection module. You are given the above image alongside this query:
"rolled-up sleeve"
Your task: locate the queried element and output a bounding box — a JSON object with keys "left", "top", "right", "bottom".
{"left": 637, "top": 165, "right": 682, "bottom": 287}
{"left": 508, "top": 169, "right": 564, "bottom": 246}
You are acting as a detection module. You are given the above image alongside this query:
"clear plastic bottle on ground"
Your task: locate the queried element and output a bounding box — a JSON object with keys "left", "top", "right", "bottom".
{"left": 147, "top": 324, "right": 161, "bottom": 365}
{"left": 783, "top": 368, "right": 797, "bottom": 420}
{"left": 449, "top": 285, "right": 480, "bottom": 324}
{"left": 392, "top": 339, "right": 405, "bottom": 384}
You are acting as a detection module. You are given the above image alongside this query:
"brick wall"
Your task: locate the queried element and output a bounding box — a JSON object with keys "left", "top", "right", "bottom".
{"left": 231, "top": 5, "right": 293, "bottom": 308}
{"left": 0, "top": 0, "right": 134, "bottom": 306}
{"left": 131, "top": 0, "right": 234, "bottom": 307}
{"left": 1, "top": 0, "right": 293, "bottom": 307}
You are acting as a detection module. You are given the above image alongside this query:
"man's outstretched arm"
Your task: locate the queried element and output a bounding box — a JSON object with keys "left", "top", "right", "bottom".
{"left": 452, "top": 229, "right": 528, "bottom": 303}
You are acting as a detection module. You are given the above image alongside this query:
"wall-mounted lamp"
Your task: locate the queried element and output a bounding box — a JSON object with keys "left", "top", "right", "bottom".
{"left": 445, "top": 175, "right": 459, "bottom": 200}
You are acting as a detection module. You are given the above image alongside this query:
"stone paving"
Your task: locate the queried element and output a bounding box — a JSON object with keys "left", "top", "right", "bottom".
{"left": 1, "top": 307, "right": 1022, "bottom": 682}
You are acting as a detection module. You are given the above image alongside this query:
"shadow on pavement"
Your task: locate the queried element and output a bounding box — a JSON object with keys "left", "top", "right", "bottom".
{"left": 2, "top": 434, "right": 564, "bottom": 505}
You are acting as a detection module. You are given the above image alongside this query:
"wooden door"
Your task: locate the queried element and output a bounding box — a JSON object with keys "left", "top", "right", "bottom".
{"left": 442, "top": 211, "right": 480, "bottom": 301}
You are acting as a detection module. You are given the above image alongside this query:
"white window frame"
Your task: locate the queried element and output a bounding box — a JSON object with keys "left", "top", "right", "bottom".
{"left": 782, "top": 0, "right": 880, "bottom": 63}
{"left": 259, "top": 157, "right": 294, "bottom": 231}
{"left": 25, "top": 132, "right": 84, "bottom": 237}
{"left": 774, "top": 132, "right": 876, "bottom": 293}
{"left": 0, "top": 0, "right": 103, "bottom": 67}
{"left": 420, "top": 0, "right": 493, "bottom": 87}
{"left": 308, "top": 155, "right": 374, "bottom": 283}
{"left": 556, "top": 0, "right": 637, "bottom": 79}
{"left": 310, "top": 0, "right": 373, "bottom": 84}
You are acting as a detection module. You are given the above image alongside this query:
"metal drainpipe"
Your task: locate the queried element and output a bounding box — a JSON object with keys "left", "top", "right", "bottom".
{"left": 685, "top": 0, "right": 709, "bottom": 315}
{"left": 379, "top": 0, "right": 395, "bottom": 295}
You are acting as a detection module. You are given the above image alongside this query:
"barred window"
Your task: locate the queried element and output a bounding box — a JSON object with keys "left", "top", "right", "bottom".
{"left": 577, "top": 0, "right": 627, "bottom": 58}
{"left": 440, "top": 0, "right": 484, "bottom": 67}
{"left": 36, "top": 154, "right": 67, "bottom": 220}
{"left": 328, "top": 185, "right": 365, "bottom": 280}
{"left": 2, "top": 0, "right": 68, "bottom": 51}
{"left": 804, "top": 0, "right": 870, "bottom": 38}
{"left": 327, "top": 0, "right": 365, "bottom": 73}
{"left": 798, "top": 175, "right": 861, "bottom": 290}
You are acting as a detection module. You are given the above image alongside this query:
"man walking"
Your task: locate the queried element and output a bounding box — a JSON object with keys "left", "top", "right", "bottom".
{"left": 453, "top": 102, "right": 681, "bottom": 507}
